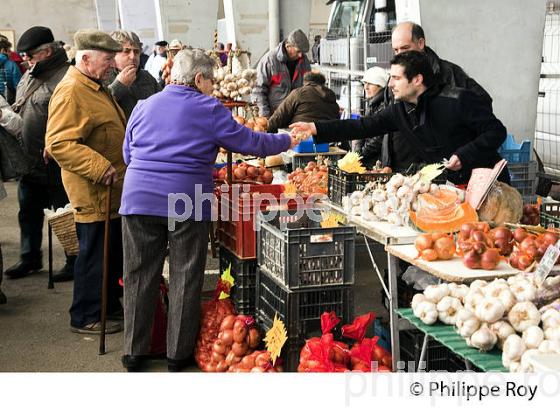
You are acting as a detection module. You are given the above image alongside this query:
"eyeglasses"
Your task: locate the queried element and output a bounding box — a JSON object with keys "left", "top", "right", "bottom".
{"left": 19, "top": 45, "right": 49, "bottom": 58}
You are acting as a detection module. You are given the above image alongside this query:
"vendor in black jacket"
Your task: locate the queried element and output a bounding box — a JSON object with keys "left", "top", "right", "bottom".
{"left": 290, "top": 51, "right": 509, "bottom": 186}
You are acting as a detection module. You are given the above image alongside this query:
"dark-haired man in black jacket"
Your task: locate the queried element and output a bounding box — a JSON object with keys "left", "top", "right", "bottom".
{"left": 290, "top": 51, "right": 509, "bottom": 186}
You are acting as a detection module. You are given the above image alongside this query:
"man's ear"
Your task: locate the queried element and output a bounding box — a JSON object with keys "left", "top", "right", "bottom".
{"left": 413, "top": 73, "right": 424, "bottom": 87}
{"left": 417, "top": 37, "right": 426, "bottom": 50}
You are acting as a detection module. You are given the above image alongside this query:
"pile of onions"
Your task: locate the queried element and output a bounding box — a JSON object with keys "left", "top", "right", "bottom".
{"left": 228, "top": 350, "right": 283, "bottom": 372}
{"left": 233, "top": 115, "right": 269, "bottom": 132}
{"left": 203, "top": 314, "right": 262, "bottom": 372}
{"left": 287, "top": 161, "right": 328, "bottom": 195}
{"left": 195, "top": 298, "right": 236, "bottom": 369}
{"left": 216, "top": 162, "right": 273, "bottom": 184}
{"left": 520, "top": 203, "right": 540, "bottom": 226}
{"left": 414, "top": 233, "right": 455, "bottom": 262}
{"left": 509, "top": 228, "right": 558, "bottom": 271}
{"left": 458, "top": 223, "right": 501, "bottom": 270}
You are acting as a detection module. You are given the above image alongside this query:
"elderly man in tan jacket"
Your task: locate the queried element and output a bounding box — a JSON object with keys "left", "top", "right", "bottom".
{"left": 45, "top": 29, "right": 126, "bottom": 334}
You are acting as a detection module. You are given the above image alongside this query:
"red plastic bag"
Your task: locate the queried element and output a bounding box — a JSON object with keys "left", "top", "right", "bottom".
{"left": 298, "top": 312, "right": 349, "bottom": 372}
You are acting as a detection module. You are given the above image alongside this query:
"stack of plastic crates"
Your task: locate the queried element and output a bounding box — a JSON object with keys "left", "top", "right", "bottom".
{"left": 255, "top": 209, "right": 356, "bottom": 371}
{"left": 327, "top": 166, "right": 393, "bottom": 206}
{"left": 499, "top": 134, "right": 536, "bottom": 203}
{"left": 541, "top": 202, "right": 560, "bottom": 228}
{"left": 218, "top": 246, "right": 258, "bottom": 316}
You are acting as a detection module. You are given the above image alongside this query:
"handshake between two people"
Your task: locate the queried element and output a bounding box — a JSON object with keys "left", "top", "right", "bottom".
{"left": 287, "top": 121, "right": 317, "bottom": 149}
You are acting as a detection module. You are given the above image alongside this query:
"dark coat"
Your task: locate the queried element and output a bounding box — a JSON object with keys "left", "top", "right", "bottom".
{"left": 382, "top": 46, "right": 493, "bottom": 172}
{"left": 354, "top": 88, "right": 387, "bottom": 168}
{"left": 14, "top": 48, "right": 69, "bottom": 185}
{"left": 267, "top": 83, "right": 339, "bottom": 132}
{"left": 315, "top": 83, "right": 508, "bottom": 185}
{"left": 107, "top": 68, "right": 161, "bottom": 120}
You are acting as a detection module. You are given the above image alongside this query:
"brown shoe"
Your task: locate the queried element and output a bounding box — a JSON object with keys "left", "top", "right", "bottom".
{"left": 71, "top": 320, "right": 123, "bottom": 335}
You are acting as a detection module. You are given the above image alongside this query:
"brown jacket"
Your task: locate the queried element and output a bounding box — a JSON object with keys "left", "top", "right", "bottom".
{"left": 267, "top": 83, "right": 340, "bottom": 133}
{"left": 45, "top": 66, "right": 126, "bottom": 223}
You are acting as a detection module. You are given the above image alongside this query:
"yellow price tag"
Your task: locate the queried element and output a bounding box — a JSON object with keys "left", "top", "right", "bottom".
{"left": 218, "top": 263, "right": 235, "bottom": 300}
{"left": 263, "top": 313, "right": 288, "bottom": 366}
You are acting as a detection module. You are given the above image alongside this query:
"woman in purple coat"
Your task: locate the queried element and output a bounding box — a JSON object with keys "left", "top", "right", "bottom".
{"left": 120, "top": 48, "right": 297, "bottom": 372}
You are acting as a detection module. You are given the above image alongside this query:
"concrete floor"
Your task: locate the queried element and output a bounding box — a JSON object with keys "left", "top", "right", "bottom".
{"left": 0, "top": 180, "right": 387, "bottom": 372}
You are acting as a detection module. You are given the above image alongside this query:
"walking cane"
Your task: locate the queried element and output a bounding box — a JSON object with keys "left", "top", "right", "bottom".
{"left": 99, "top": 184, "right": 112, "bottom": 355}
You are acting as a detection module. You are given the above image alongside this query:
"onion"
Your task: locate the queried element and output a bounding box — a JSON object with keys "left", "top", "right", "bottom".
{"left": 434, "top": 237, "right": 455, "bottom": 260}
{"left": 463, "top": 249, "right": 480, "bottom": 269}
{"left": 513, "top": 227, "right": 528, "bottom": 243}
{"left": 421, "top": 248, "right": 438, "bottom": 261}
{"left": 460, "top": 223, "right": 476, "bottom": 240}
{"left": 415, "top": 234, "right": 433, "bottom": 252}
{"left": 480, "top": 248, "right": 500, "bottom": 270}
{"left": 232, "top": 342, "right": 248, "bottom": 357}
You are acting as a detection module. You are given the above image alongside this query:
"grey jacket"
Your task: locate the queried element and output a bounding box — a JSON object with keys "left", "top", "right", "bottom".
{"left": 0, "top": 94, "right": 23, "bottom": 199}
{"left": 252, "top": 42, "right": 311, "bottom": 117}
{"left": 107, "top": 68, "right": 161, "bottom": 120}
{"left": 14, "top": 48, "right": 69, "bottom": 185}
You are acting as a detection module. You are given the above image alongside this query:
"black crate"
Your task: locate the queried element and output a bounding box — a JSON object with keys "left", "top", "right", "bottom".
{"left": 257, "top": 211, "right": 355, "bottom": 289}
{"left": 399, "top": 329, "right": 470, "bottom": 372}
{"left": 291, "top": 153, "right": 346, "bottom": 171}
{"left": 219, "top": 246, "right": 257, "bottom": 315}
{"left": 328, "top": 165, "right": 393, "bottom": 206}
{"left": 256, "top": 268, "right": 354, "bottom": 338}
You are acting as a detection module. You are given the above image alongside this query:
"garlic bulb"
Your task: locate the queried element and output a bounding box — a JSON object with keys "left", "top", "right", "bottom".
{"left": 544, "top": 327, "right": 560, "bottom": 342}
{"left": 541, "top": 309, "right": 560, "bottom": 330}
{"left": 424, "top": 284, "right": 450, "bottom": 304}
{"left": 496, "top": 288, "right": 517, "bottom": 312}
{"left": 436, "top": 296, "right": 463, "bottom": 325}
{"left": 490, "top": 321, "right": 516, "bottom": 349}
{"left": 509, "top": 361, "right": 521, "bottom": 373}
{"left": 464, "top": 289, "right": 484, "bottom": 312}
{"left": 503, "top": 334, "right": 526, "bottom": 362}
{"left": 508, "top": 302, "right": 541, "bottom": 332}
{"left": 469, "top": 324, "right": 497, "bottom": 352}
{"left": 450, "top": 284, "right": 469, "bottom": 303}
{"left": 411, "top": 293, "right": 426, "bottom": 312}
{"left": 475, "top": 297, "right": 506, "bottom": 323}
{"left": 470, "top": 280, "right": 488, "bottom": 292}
{"left": 456, "top": 308, "right": 480, "bottom": 338}
{"left": 538, "top": 340, "right": 560, "bottom": 354}
{"left": 520, "top": 349, "right": 539, "bottom": 372}
{"left": 510, "top": 280, "right": 537, "bottom": 302}
{"left": 522, "top": 326, "right": 544, "bottom": 349}
{"left": 483, "top": 280, "right": 510, "bottom": 298}
{"left": 415, "top": 301, "right": 438, "bottom": 325}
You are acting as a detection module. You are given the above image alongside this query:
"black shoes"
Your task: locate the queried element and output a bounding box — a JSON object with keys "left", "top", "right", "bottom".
{"left": 167, "top": 356, "right": 196, "bottom": 372}
{"left": 52, "top": 262, "right": 75, "bottom": 282}
{"left": 5, "top": 260, "right": 42, "bottom": 279}
{"left": 122, "top": 355, "right": 150, "bottom": 372}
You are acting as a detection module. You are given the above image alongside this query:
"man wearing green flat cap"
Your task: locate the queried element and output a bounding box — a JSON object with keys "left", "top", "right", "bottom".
{"left": 45, "top": 29, "right": 127, "bottom": 335}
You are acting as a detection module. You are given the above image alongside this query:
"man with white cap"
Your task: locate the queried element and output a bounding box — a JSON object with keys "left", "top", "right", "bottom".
{"left": 252, "top": 29, "right": 311, "bottom": 117}
{"left": 355, "top": 66, "right": 389, "bottom": 168}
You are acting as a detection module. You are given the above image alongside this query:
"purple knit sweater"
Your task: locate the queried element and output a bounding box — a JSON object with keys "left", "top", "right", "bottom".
{"left": 119, "top": 85, "right": 291, "bottom": 220}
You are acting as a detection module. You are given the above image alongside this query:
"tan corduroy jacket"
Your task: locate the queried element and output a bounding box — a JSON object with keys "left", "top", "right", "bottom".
{"left": 45, "top": 66, "right": 126, "bottom": 223}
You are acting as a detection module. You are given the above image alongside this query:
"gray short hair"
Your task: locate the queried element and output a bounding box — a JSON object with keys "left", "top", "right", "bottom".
{"left": 109, "top": 30, "right": 141, "bottom": 49}
{"left": 170, "top": 48, "right": 215, "bottom": 85}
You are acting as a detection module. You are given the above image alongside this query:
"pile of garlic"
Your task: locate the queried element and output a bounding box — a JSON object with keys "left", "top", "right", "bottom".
{"left": 213, "top": 67, "right": 257, "bottom": 100}
{"left": 343, "top": 173, "right": 441, "bottom": 226}
{"left": 411, "top": 274, "right": 560, "bottom": 372}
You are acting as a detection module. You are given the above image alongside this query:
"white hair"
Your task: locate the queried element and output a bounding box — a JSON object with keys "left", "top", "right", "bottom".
{"left": 170, "top": 48, "right": 214, "bottom": 85}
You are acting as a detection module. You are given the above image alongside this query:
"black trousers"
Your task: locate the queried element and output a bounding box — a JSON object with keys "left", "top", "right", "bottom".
{"left": 70, "top": 219, "right": 123, "bottom": 328}
{"left": 17, "top": 177, "right": 70, "bottom": 263}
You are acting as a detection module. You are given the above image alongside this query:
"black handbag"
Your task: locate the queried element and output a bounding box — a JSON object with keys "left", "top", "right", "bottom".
{"left": 0, "top": 126, "right": 33, "bottom": 181}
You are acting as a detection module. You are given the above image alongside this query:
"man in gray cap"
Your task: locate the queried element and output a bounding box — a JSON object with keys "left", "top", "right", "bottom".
{"left": 45, "top": 29, "right": 126, "bottom": 334}
{"left": 4, "top": 26, "right": 73, "bottom": 282}
{"left": 252, "top": 29, "right": 311, "bottom": 117}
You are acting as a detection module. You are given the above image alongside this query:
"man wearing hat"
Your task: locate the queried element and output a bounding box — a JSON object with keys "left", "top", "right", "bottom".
{"left": 160, "top": 39, "right": 183, "bottom": 86}
{"left": 145, "top": 40, "right": 168, "bottom": 81}
{"left": 252, "top": 29, "right": 311, "bottom": 117}
{"left": 4, "top": 26, "right": 74, "bottom": 282}
{"left": 354, "top": 66, "right": 390, "bottom": 168}
{"left": 45, "top": 29, "right": 126, "bottom": 334}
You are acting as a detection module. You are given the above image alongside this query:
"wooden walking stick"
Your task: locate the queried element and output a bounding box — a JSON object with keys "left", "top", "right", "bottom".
{"left": 99, "top": 184, "right": 112, "bottom": 355}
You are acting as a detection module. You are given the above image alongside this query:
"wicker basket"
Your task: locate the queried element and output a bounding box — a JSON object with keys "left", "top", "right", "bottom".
{"left": 48, "top": 210, "right": 79, "bottom": 256}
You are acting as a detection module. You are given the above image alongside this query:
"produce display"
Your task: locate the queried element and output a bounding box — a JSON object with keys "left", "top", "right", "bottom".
{"left": 457, "top": 222, "right": 502, "bottom": 270}
{"left": 286, "top": 161, "right": 328, "bottom": 195}
{"left": 227, "top": 350, "right": 283, "bottom": 372}
{"left": 411, "top": 274, "right": 560, "bottom": 372}
{"left": 232, "top": 114, "right": 269, "bottom": 131}
{"left": 216, "top": 161, "right": 274, "bottom": 184}
{"left": 508, "top": 227, "right": 559, "bottom": 271}
{"left": 203, "top": 314, "right": 264, "bottom": 372}
{"left": 414, "top": 233, "right": 456, "bottom": 262}
{"left": 520, "top": 202, "right": 541, "bottom": 226}
{"left": 213, "top": 67, "right": 257, "bottom": 100}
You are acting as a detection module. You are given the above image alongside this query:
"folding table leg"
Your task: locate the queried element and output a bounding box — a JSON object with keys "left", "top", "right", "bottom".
{"left": 48, "top": 224, "right": 54, "bottom": 289}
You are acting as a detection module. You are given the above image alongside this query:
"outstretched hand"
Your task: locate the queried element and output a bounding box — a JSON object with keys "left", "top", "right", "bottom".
{"left": 289, "top": 122, "right": 317, "bottom": 139}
